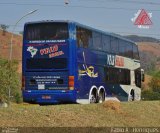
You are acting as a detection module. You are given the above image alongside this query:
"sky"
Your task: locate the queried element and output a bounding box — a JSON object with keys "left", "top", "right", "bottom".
{"left": 0, "top": 0, "right": 160, "bottom": 39}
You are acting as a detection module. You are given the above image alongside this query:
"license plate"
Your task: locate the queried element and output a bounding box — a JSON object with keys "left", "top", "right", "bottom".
{"left": 38, "top": 84, "right": 45, "bottom": 90}
{"left": 42, "top": 95, "right": 51, "bottom": 99}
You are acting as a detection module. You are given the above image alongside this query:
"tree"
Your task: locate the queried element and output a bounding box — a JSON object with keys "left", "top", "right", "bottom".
{"left": 0, "top": 24, "right": 9, "bottom": 36}
{"left": 148, "top": 71, "right": 160, "bottom": 93}
{"left": 0, "top": 59, "right": 21, "bottom": 103}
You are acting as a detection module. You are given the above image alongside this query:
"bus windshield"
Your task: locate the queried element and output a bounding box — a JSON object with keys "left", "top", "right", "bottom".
{"left": 25, "top": 22, "right": 68, "bottom": 40}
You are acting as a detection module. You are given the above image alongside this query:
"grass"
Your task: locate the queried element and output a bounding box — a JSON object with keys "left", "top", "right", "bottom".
{"left": 0, "top": 101, "right": 160, "bottom": 127}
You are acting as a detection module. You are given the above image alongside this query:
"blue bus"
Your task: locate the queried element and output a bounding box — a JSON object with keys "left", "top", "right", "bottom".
{"left": 22, "top": 20, "right": 144, "bottom": 104}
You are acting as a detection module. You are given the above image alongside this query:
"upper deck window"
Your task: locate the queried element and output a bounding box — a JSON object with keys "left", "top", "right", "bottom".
{"left": 110, "top": 37, "right": 119, "bottom": 54}
{"left": 133, "top": 44, "right": 140, "bottom": 60}
{"left": 76, "top": 26, "right": 92, "bottom": 48}
{"left": 25, "top": 22, "right": 69, "bottom": 40}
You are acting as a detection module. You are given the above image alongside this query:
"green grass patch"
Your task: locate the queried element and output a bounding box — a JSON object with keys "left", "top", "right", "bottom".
{"left": 0, "top": 101, "right": 160, "bottom": 127}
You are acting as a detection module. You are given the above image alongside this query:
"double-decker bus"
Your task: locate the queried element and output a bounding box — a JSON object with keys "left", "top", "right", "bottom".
{"left": 22, "top": 20, "right": 144, "bottom": 104}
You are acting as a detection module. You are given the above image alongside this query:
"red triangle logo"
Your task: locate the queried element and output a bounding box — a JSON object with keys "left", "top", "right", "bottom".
{"left": 134, "top": 9, "right": 152, "bottom": 25}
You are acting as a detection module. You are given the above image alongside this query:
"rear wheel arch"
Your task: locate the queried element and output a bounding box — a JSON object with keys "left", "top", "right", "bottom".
{"left": 98, "top": 86, "right": 106, "bottom": 103}
{"left": 89, "top": 85, "right": 98, "bottom": 103}
{"left": 128, "top": 89, "right": 135, "bottom": 101}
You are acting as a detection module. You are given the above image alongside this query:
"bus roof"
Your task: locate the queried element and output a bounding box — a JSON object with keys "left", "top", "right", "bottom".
{"left": 24, "top": 20, "right": 136, "bottom": 45}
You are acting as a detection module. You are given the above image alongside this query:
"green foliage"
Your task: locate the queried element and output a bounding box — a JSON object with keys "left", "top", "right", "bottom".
{"left": 153, "top": 71, "right": 160, "bottom": 78}
{"left": 14, "top": 92, "right": 22, "bottom": 103}
{"left": 142, "top": 90, "right": 160, "bottom": 100}
{"left": 149, "top": 77, "right": 160, "bottom": 93}
{"left": 140, "top": 51, "right": 157, "bottom": 72}
{"left": 148, "top": 70, "right": 160, "bottom": 94}
{"left": 148, "top": 70, "right": 160, "bottom": 78}
{"left": 0, "top": 59, "right": 21, "bottom": 103}
{"left": 142, "top": 70, "right": 160, "bottom": 100}
{"left": 0, "top": 24, "right": 9, "bottom": 35}
{"left": 0, "top": 24, "right": 9, "bottom": 30}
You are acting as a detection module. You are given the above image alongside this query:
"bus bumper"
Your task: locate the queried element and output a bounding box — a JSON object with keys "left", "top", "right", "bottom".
{"left": 22, "top": 90, "right": 76, "bottom": 104}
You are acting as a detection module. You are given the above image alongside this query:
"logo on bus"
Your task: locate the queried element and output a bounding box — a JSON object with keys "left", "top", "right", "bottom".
{"left": 79, "top": 52, "right": 98, "bottom": 78}
{"left": 27, "top": 46, "right": 38, "bottom": 58}
{"left": 107, "top": 55, "right": 124, "bottom": 67}
{"left": 40, "top": 45, "right": 64, "bottom": 58}
{"left": 115, "top": 56, "right": 124, "bottom": 67}
{"left": 107, "top": 54, "right": 115, "bottom": 66}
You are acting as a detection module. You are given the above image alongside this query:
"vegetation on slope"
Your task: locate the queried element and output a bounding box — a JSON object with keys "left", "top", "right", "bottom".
{"left": 142, "top": 70, "right": 160, "bottom": 100}
{"left": 0, "top": 59, "right": 21, "bottom": 103}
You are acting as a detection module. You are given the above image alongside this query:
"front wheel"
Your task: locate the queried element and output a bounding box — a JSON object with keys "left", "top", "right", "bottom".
{"left": 128, "top": 90, "right": 135, "bottom": 101}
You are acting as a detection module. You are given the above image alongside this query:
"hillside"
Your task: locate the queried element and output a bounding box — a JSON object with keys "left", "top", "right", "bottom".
{"left": 137, "top": 42, "right": 160, "bottom": 71}
{"left": 0, "top": 101, "right": 160, "bottom": 128}
{"left": 124, "top": 35, "right": 160, "bottom": 43}
{"left": 0, "top": 29, "right": 22, "bottom": 60}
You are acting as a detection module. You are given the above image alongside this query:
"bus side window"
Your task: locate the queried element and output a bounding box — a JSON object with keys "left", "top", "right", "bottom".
{"left": 119, "top": 40, "right": 126, "bottom": 57}
{"left": 127, "top": 43, "right": 133, "bottom": 58}
{"left": 110, "top": 37, "right": 119, "bottom": 54}
{"left": 105, "top": 67, "right": 130, "bottom": 85}
{"left": 93, "top": 32, "right": 102, "bottom": 50}
{"left": 133, "top": 44, "right": 140, "bottom": 60}
{"left": 135, "top": 69, "right": 141, "bottom": 88}
{"left": 76, "top": 27, "right": 82, "bottom": 47}
{"left": 76, "top": 26, "right": 92, "bottom": 48}
{"left": 102, "top": 35, "right": 110, "bottom": 52}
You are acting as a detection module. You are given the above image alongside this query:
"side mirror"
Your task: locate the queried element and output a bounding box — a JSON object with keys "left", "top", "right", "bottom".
{"left": 141, "top": 69, "right": 145, "bottom": 82}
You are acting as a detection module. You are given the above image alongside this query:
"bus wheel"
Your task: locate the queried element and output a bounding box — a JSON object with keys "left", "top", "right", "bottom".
{"left": 98, "top": 91, "right": 105, "bottom": 103}
{"left": 89, "top": 89, "right": 98, "bottom": 103}
{"left": 90, "top": 94, "right": 96, "bottom": 103}
{"left": 128, "top": 90, "right": 135, "bottom": 101}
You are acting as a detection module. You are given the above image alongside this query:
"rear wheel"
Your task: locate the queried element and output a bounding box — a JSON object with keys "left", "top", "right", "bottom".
{"left": 89, "top": 89, "right": 98, "bottom": 103}
{"left": 90, "top": 94, "right": 96, "bottom": 103}
{"left": 98, "top": 91, "right": 105, "bottom": 103}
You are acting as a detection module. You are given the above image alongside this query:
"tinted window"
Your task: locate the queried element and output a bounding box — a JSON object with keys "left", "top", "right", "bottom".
{"left": 105, "top": 67, "right": 130, "bottom": 85}
{"left": 26, "top": 58, "right": 67, "bottom": 69}
{"left": 102, "top": 35, "right": 110, "bottom": 52}
{"left": 92, "top": 32, "right": 102, "bottom": 50}
{"left": 135, "top": 68, "right": 141, "bottom": 87}
{"left": 126, "top": 42, "right": 133, "bottom": 58}
{"left": 76, "top": 26, "right": 92, "bottom": 48}
{"left": 119, "top": 40, "right": 133, "bottom": 58}
{"left": 111, "top": 37, "right": 119, "bottom": 54}
{"left": 119, "top": 40, "right": 126, "bottom": 56}
{"left": 25, "top": 23, "right": 68, "bottom": 40}
{"left": 133, "top": 44, "right": 140, "bottom": 60}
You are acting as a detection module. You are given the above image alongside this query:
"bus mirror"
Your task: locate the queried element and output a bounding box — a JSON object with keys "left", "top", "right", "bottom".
{"left": 141, "top": 69, "right": 145, "bottom": 82}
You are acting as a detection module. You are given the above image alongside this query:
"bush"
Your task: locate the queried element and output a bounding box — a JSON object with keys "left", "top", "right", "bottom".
{"left": 149, "top": 77, "right": 160, "bottom": 93}
{"left": 14, "top": 92, "right": 22, "bottom": 103}
{"left": 142, "top": 90, "right": 160, "bottom": 100}
{"left": 0, "top": 59, "right": 21, "bottom": 103}
{"left": 148, "top": 70, "right": 160, "bottom": 93}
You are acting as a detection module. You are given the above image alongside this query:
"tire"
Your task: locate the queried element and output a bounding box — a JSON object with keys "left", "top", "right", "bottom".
{"left": 90, "top": 94, "right": 96, "bottom": 103}
{"left": 89, "top": 89, "right": 98, "bottom": 103}
{"left": 128, "top": 90, "right": 135, "bottom": 101}
{"left": 98, "top": 91, "right": 105, "bottom": 103}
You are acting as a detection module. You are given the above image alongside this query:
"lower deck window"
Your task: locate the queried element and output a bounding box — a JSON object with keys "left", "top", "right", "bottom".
{"left": 105, "top": 67, "right": 130, "bottom": 85}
